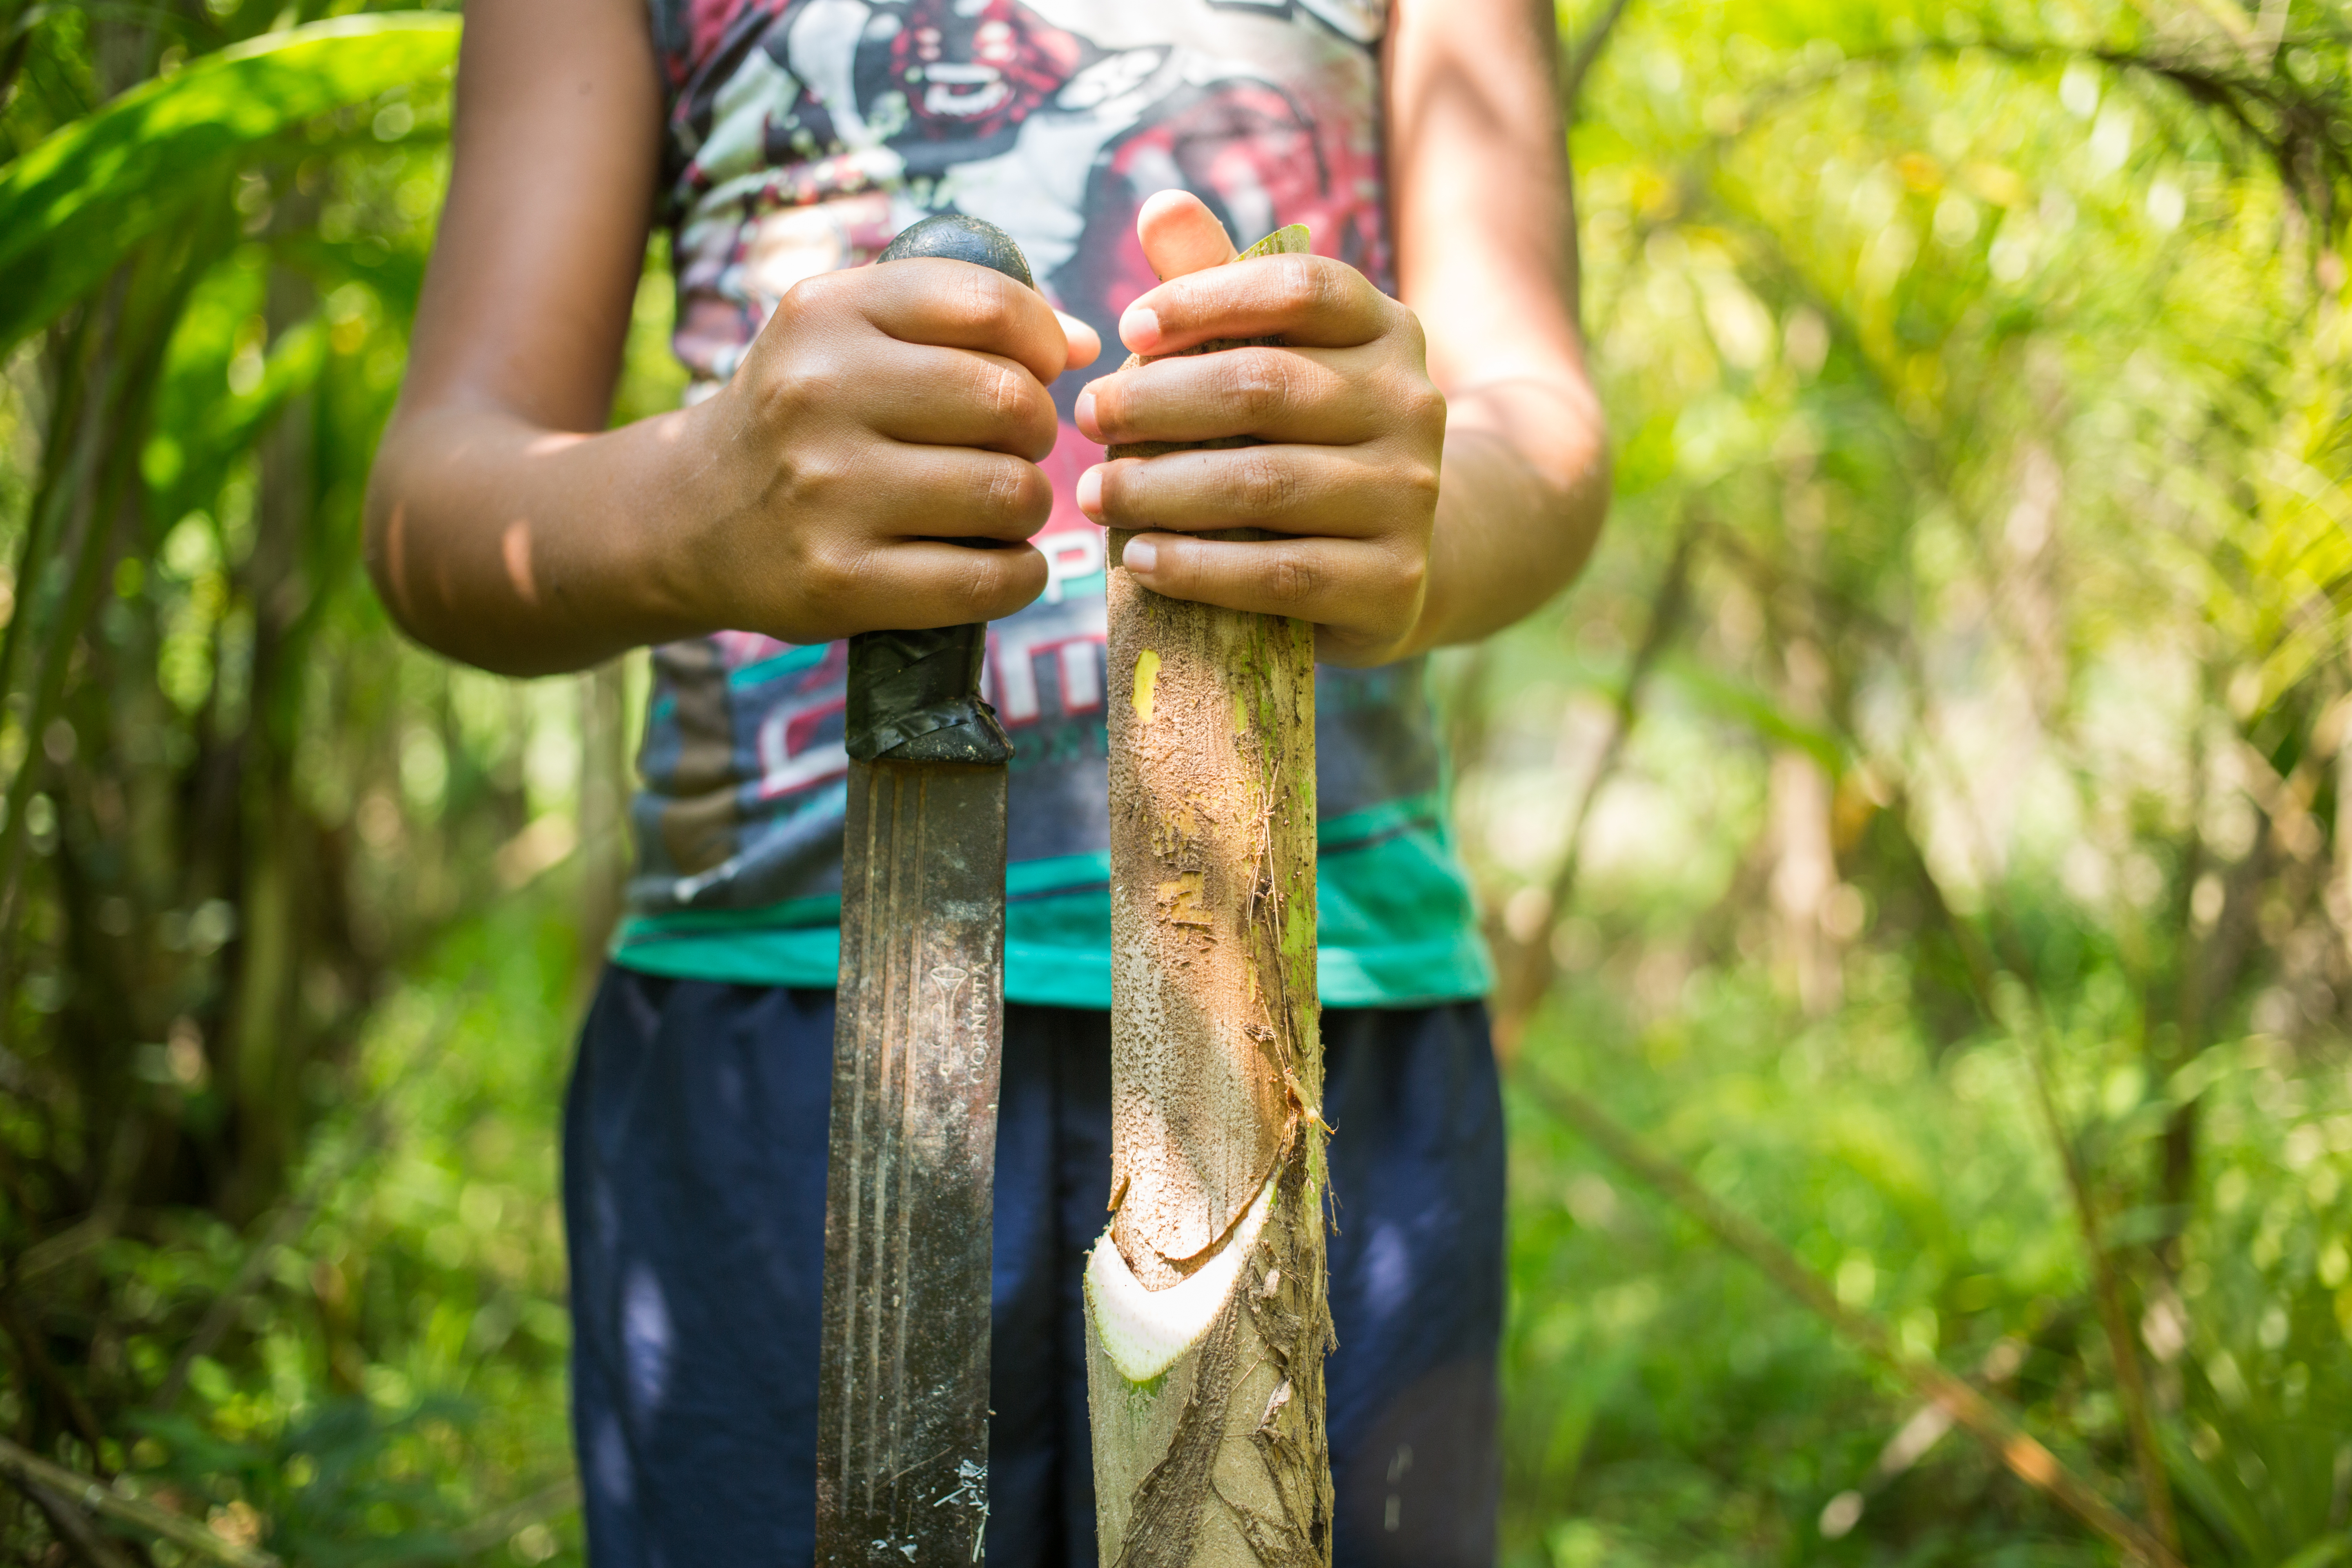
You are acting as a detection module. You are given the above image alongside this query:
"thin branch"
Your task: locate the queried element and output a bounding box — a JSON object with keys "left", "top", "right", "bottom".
{"left": 1649, "top": 527, "right": 2190, "bottom": 1550}
{"left": 0, "top": 1436, "right": 279, "bottom": 1568}
{"left": 13, "top": 1473, "right": 143, "bottom": 1568}
{"left": 0, "top": 1294, "right": 105, "bottom": 1462}
{"left": 0, "top": 299, "right": 148, "bottom": 934}
{"left": 1561, "top": 0, "right": 1634, "bottom": 113}
{"left": 440, "top": 1477, "right": 582, "bottom": 1559}
{"left": 1722, "top": 508, "right": 2195, "bottom": 1555}
{"left": 1516, "top": 1071, "right": 2184, "bottom": 1568}
{"left": 1890, "top": 676, "right": 2184, "bottom": 1555}
{"left": 1492, "top": 515, "right": 1699, "bottom": 1049}
{"left": 2015, "top": 1018, "right": 2182, "bottom": 1555}
{"left": 0, "top": 300, "right": 102, "bottom": 731}
{"left": 2, "top": 1437, "right": 578, "bottom": 1568}
{"left": 11, "top": 1115, "right": 145, "bottom": 1285}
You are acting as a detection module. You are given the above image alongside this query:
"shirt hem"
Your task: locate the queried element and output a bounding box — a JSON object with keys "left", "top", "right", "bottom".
{"left": 607, "top": 930, "right": 1493, "bottom": 1010}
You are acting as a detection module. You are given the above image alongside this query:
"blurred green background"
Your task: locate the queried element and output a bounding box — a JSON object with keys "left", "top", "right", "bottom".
{"left": 3, "top": 0, "right": 2350, "bottom": 1563}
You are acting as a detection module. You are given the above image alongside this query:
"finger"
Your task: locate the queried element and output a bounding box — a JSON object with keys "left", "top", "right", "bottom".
{"left": 840, "top": 257, "right": 1073, "bottom": 385}
{"left": 859, "top": 339, "right": 1061, "bottom": 459}
{"left": 874, "top": 445, "right": 1056, "bottom": 544}
{"left": 1136, "top": 189, "right": 1238, "bottom": 281}
{"left": 1079, "top": 343, "right": 1414, "bottom": 448}
{"left": 1056, "top": 310, "right": 1102, "bottom": 371}
{"left": 1078, "top": 445, "right": 1428, "bottom": 540}
{"left": 787, "top": 443, "right": 1052, "bottom": 547}
{"left": 1120, "top": 253, "right": 1400, "bottom": 357}
{"left": 1115, "top": 530, "right": 1423, "bottom": 636}
{"left": 848, "top": 537, "right": 1049, "bottom": 629}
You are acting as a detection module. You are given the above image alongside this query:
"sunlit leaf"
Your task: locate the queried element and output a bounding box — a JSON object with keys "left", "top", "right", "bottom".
{"left": 0, "top": 11, "right": 459, "bottom": 352}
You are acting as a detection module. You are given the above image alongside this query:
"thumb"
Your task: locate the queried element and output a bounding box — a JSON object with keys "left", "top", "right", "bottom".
{"left": 1135, "top": 189, "right": 1237, "bottom": 283}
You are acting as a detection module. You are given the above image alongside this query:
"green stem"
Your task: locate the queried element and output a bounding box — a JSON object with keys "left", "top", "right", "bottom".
{"left": 0, "top": 1434, "right": 281, "bottom": 1568}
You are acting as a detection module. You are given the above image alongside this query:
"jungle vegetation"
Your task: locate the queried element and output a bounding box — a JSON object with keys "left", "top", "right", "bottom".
{"left": 2, "top": 0, "right": 2350, "bottom": 1563}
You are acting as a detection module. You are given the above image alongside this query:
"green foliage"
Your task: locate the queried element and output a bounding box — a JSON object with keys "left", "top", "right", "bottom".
{"left": 0, "top": 14, "right": 460, "bottom": 353}
{"left": 3, "top": 0, "right": 2350, "bottom": 1563}
{"left": 0, "top": 0, "right": 615, "bottom": 1560}
{"left": 134, "top": 1396, "right": 477, "bottom": 1565}
{"left": 1459, "top": 0, "right": 2352, "bottom": 1563}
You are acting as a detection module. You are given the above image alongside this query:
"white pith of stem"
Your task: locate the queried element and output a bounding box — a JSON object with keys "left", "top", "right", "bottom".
{"left": 1085, "top": 1171, "right": 1279, "bottom": 1385}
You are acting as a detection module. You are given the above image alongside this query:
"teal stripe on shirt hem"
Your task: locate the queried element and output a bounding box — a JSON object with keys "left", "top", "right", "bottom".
{"left": 606, "top": 793, "right": 1490, "bottom": 1007}
{"left": 1318, "top": 789, "right": 1443, "bottom": 851}
{"left": 1008, "top": 850, "right": 1110, "bottom": 899}
{"left": 603, "top": 925, "right": 1489, "bottom": 1010}
{"left": 615, "top": 891, "right": 841, "bottom": 943}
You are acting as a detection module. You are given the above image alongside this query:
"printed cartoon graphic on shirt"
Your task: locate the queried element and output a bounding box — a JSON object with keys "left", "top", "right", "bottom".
{"left": 628, "top": 0, "right": 1435, "bottom": 920}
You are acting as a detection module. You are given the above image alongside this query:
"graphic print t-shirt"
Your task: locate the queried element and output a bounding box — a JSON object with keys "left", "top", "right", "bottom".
{"left": 615, "top": 0, "right": 1490, "bottom": 1008}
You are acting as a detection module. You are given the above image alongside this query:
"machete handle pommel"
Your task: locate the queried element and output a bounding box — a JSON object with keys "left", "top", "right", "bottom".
{"left": 874, "top": 209, "right": 1035, "bottom": 288}
{"left": 844, "top": 214, "right": 1032, "bottom": 767}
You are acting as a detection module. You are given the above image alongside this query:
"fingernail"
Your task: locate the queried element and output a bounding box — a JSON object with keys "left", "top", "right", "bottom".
{"left": 1075, "top": 390, "right": 1100, "bottom": 441}
{"left": 1076, "top": 465, "right": 1104, "bottom": 520}
{"left": 1123, "top": 537, "right": 1157, "bottom": 575}
{"left": 1120, "top": 306, "right": 1162, "bottom": 353}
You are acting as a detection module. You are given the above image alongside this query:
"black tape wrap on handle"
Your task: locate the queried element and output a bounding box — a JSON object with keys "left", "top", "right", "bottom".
{"left": 846, "top": 624, "right": 1011, "bottom": 764}
{"left": 845, "top": 214, "right": 1032, "bottom": 766}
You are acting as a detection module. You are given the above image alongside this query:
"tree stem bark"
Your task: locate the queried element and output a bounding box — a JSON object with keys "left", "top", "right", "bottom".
{"left": 1089, "top": 221, "right": 1331, "bottom": 1568}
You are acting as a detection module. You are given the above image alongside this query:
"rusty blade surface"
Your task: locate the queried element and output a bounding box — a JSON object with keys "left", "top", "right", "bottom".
{"left": 817, "top": 757, "right": 1006, "bottom": 1567}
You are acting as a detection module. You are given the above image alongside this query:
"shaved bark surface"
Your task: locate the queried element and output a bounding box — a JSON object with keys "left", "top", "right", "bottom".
{"left": 1088, "top": 225, "right": 1333, "bottom": 1568}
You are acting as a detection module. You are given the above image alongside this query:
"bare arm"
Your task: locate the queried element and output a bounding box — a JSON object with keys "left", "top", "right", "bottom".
{"left": 1388, "top": 0, "right": 1609, "bottom": 655}
{"left": 367, "top": 0, "right": 1085, "bottom": 677}
{"left": 366, "top": 0, "right": 682, "bottom": 674}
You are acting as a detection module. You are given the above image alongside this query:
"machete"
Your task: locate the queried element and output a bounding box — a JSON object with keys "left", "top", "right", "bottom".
{"left": 815, "top": 214, "right": 1032, "bottom": 1567}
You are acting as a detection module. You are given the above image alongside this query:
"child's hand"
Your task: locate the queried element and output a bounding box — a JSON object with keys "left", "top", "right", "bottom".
{"left": 682, "top": 258, "right": 1100, "bottom": 643}
{"left": 1071, "top": 191, "right": 1446, "bottom": 667}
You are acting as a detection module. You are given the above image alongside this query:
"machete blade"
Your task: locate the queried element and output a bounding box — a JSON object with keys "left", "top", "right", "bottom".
{"left": 815, "top": 212, "right": 1032, "bottom": 1568}
{"left": 818, "top": 758, "right": 1005, "bottom": 1566}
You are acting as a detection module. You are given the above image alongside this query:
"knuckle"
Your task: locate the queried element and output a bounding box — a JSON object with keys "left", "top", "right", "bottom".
{"left": 801, "top": 538, "right": 862, "bottom": 604}
{"left": 985, "top": 361, "right": 1023, "bottom": 423}
{"left": 1007, "top": 376, "right": 1056, "bottom": 454}
{"left": 980, "top": 456, "right": 1048, "bottom": 527}
{"left": 776, "top": 347, "right": 854, "bottom": 419}
{"left": 1388, "top": 542, "right": 1428, "bottom": 601}
{"left": 1394, "top": 453, "right": 1441, "bottom": 510}
{"left": 979, "top": 457, "right": 1022, "bottom": 518}
{"left": 1270, "top": 256, "right": 1328, "bottom": 318}
{"left": 1233, "top": 451, "right": 1299, "bottom": 517}
{"left": 1223, "top": 350, "right": 1291, "bottom": 421}
{"left": 969, "top": 543, "right": 1043, "bottom": 612}
{"left": 783, "top": 441, "right": 854, "bottom": 508}
{"left": 1265, "top": 548, "right": 1318, "bottom": 607}
{"left": 956, "top": 549, "right": 999, "bottom": 608}
{"left": 1405, "top": 377, "right": 1448, "bottom": 436}
{"left": 948, "top": 265, "right": 1009, "bottom": 334}
{"left": 1397, "top": 301, "right": 1430, "bottom": 356}
{"left": 782, "top": 270, "right": 838, "bottom": 316}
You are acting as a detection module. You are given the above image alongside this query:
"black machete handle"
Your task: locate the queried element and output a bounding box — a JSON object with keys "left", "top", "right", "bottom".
{"left": 844, "top": 214, "right": 1030, "bottom": 766}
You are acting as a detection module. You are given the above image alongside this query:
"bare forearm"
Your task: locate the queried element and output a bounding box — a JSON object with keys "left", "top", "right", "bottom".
{"left": 1402, "top": 375, "right": 1610, "bottom": 657}
{"left": 366, "top": 401, "right": 713, "bottom": 677}
{"left": 370, "top": 255, "right": 1083, "bottom": 677}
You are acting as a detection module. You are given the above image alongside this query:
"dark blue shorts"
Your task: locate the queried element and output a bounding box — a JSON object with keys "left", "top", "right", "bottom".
{"left": 563, "top": 968, "right": 1504, "bottom": 1567}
